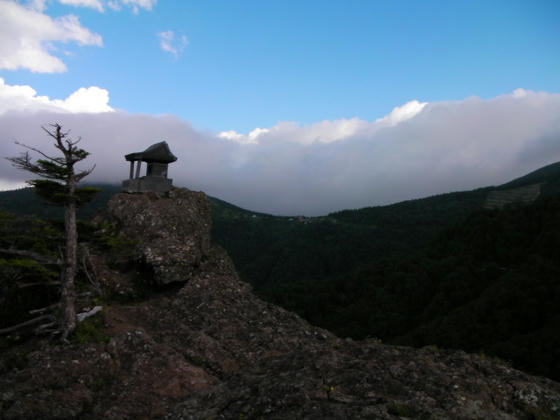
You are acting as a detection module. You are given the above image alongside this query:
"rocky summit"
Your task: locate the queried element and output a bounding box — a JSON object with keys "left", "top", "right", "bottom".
{"left": 1, "top": 188, "right": 560, "bottom": 419}
{"left": 97, "top": 189, "right": 212, "bottom": 286}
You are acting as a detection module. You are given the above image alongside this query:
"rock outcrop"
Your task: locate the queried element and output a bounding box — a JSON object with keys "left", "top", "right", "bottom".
{"left": 96, "top": 189, "right": 212, "bottom": 285}
{"left": 1, "top": 188, "right": 560, "bottom": 419}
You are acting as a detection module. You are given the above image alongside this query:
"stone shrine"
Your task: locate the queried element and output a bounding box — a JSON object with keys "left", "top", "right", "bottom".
{"left": 122, "top": 141, "right": 177, "bottom": 193}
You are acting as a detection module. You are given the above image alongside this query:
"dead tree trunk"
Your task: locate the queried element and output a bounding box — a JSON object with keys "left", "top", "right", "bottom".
{"left": 61, "top": 190, "right": 77, "bottom": 340}
{"left": 6, "top": 123, "right": 97, "bottom": 341}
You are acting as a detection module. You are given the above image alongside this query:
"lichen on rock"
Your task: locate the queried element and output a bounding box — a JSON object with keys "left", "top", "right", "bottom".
{"left": 96, "top": 188, "right": 212, "bottom": 285}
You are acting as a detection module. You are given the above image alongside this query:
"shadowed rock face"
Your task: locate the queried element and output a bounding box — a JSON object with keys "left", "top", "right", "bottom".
{"left": 97, "top": 188, "right": 212, "bottom": 285}
{"left": 1, "top": 188, "right": 560, "bottom": 419}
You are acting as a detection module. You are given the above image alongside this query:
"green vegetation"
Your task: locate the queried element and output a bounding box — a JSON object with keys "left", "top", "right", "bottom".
{"left": 387, "top": 401, "right": 415, "bottom": 417}
{"left": 392, "top": 197, "right": 560, "bottom": 380}
{"left": 0, "top": 213, "right": 62, "bottom": 329}
{"left": 7, "top": 124, "right": 99, "bottom": 339}
{"left": 210, "top": 163, "right": 560, "bottom": 382}
{"left": 73, "top": 312, "right": 110, "bottom": 345}
{"left": 500, "top": 161, "right": 560, "bottom": 194}
{"left": 1, "top": 162, "right": 560, "bottom": 381}
{"left": 0, "top": 184, "right": 119, "bottom": 220}
{"left": 211, "top": 188, "right": 490, "bottom": 293}
{"left": 0, "top": 211, "right": 125, "bottom": 335}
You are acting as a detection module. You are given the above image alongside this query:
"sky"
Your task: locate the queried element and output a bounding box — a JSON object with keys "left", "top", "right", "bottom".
{"left": 0, "top": 0, "right": 559, "bottom": 215}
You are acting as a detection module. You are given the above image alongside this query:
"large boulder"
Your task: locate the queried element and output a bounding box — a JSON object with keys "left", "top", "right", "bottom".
{"left": 98, "top": 188, "right": 212, "bottom": 285}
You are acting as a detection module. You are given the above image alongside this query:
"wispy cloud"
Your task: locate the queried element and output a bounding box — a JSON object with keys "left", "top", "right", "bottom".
{"left": 107, "top": 0, "right": 157, "bottom": 14}
{"left": 58, "top": 0, "right": 105, "bottom": 12}
{"left": 157, "top": 30, "right": 189, "bottom": 59}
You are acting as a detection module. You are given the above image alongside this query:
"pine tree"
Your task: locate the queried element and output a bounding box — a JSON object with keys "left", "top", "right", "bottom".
{"left": 7, "top": 123, "right": 97, "bottom": 339}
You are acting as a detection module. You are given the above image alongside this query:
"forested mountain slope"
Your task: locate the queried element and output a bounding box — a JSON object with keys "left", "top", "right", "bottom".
{"left": 3, "top": 190, "right": 559, "bottom": 419}
{"left": 1, "top": 161, "right": 560, "bottom": 380}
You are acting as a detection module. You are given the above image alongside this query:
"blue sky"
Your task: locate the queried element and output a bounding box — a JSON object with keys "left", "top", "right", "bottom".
{"left": 1, "top": 0, "right": 560, "bottom": 215}
{"left": 2, "top": 0, "right": 559, "bottom": 132}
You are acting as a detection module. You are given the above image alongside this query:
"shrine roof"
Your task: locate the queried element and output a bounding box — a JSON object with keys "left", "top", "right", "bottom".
{"left": 125, "top": 141, "right": 178, "bottom": 163}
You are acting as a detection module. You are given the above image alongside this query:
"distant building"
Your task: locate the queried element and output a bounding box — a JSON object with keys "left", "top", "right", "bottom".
{"left": 122, "top": 141, "right": 178, "bottom": 193}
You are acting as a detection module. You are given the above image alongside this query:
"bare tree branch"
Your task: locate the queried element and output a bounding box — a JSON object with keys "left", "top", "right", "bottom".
{"left": 77, "top": 306, "right": 103, "bottom": 322}
{"left": 42, "top": 124, "right": 69, "bottom": 141}
{"left": 34, "top": 321, "right": 58, "bottom": 335}
{"left": 16, "top": 281, "right": 61, "bottom": 289}
{"left": 29, "top": 303, "right": 59, "bottom": 315}
{"left": 14, "top": 141, "right": 59, "bottom": 163}
{"left": 0, "top": 314, "right": 56, "bottom": 335}
{"left": 0, "top": 248, "right": 61, "bottom": 265}
{"left": 80, "top": 244, "right": 102, "bottom": 296}
{"left": 6, "top": 151, "right": 66, "bottom": 180}
{"left": 75, "top": 165, "right": 96, "bottom": 182}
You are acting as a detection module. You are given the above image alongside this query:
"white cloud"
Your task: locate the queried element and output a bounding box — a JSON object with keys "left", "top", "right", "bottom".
{"left": 108, "top": 0, "right": 157, "bottom": 14}
{"left": 27, "top": 0, "right": 156, "bottom": 13}
{"left": 0, "top": 0, "right": 103, "bottom": 73}
{"left": 157, "top": 30, "right": 189, "bottom": 59}
{"left": 375, "top": 99, "right": 428, "bottom": 126}
{"left": 58, "top": 0, "right": 104, "bottom": 12}
{"left": 26, "top": 0, "right": 47, "bottom": 11}
{"left": 0, "top": 179, "right": 27, "bottom": 191}
{"left": 218, "top": 101, "right": 426, "bottom": 146}
{"left": 0, "top": 78, "right": 114, "bottom": 113}
{"left": 219, "top": 127, "right": 269, "bottom": 144}
{"left": 1, "top": 86, "right": 559, "bottom": 216}
{"left": 512, "top": 88, "right": 528, "bottom": 98}
{"left": 52, "top": 86, "right": 114, "bottom": 112}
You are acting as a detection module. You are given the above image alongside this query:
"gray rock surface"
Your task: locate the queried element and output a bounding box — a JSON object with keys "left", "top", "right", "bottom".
{"left": 98, "top": 188, "right": 212, "bottom": 285}
{"left": 1, "top": 188, "right": 559, "bottom": 419}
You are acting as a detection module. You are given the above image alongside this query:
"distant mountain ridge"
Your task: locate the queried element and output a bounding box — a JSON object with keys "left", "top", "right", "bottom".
{"left": 500, "top": 161, "right": 560, "bottom": 191}
{"left": 483, "top": 161, "right": 560, "bottom": 209}
{"left": 1, "top": 160, "right": 559, "bottom": 219}
{"left": 2, "top": 162, "right": 560, "bottom": 381}
{"left": 3, "top": 188, "right": 560, "bottom": 419}
{"left": 207, "top": 161, "right": 560, "bottom": 382}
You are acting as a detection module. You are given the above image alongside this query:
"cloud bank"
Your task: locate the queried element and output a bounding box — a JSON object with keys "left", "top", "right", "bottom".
{"left": 1, "top": 80, "right": 559, "bottom": 215}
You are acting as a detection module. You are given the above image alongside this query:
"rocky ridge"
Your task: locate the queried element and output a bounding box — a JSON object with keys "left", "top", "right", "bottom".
{"left": 1, "top": 188, "right": 560, "bottom": 419}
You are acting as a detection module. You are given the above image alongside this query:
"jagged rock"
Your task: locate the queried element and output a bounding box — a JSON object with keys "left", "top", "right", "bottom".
{"left": 96, "top": 188, "right": 212, "bottom": 285}
{"left": 88, "top": 253, "right": 140, "bottom": 300}
{"left": 1, "top": 189, "right": 560, "bottom": 419}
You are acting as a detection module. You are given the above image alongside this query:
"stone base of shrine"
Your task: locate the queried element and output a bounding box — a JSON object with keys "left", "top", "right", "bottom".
{"left": 122, "top": 177, "right": 174, "bottom": 193}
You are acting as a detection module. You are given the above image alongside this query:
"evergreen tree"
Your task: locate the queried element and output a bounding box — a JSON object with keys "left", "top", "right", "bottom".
{"left": 6, "top": 124, "right": 97, "bottom": 339}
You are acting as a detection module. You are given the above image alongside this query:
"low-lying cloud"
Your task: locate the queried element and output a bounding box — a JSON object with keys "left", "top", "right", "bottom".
{"left": 1, "top": 82, "right": 559, "bottom": 215}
